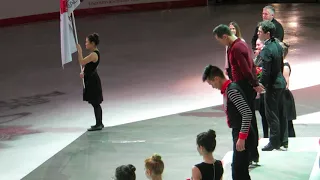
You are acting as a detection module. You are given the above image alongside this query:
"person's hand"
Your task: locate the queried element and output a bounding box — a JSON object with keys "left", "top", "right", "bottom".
{"left": 254, "top": 50, "right": 260, "bottom": 56}
{"left": 254, "top": 84, "right": 265, "bottom": 93}
{"left": 260, "top": 83, "right": 266, "bottom": 93}
{"left": 80, "top": 72, "right": 84, "bottom": 78}
{"left": 236, "top": 139, "right": 245, "bottom": 151}
{"left": 76, "top": 44, "right": 82, "bottom": 53}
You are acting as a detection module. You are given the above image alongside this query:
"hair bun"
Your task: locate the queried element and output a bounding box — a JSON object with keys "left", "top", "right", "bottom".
{"left": 127, "top": 164, "right": 136, "bottom": 172}
{"left": 279, "top": 41, "right": 290, "bottom": 48}
{"left": 207, "top": 129, "right": 216, "bottom": 139}
{"left": 92, "top": 32, "right": 99, "bottom": 37}
{"left": 284, "top": 42, "right": 290, "bottom": 48}
{"left": 152, "top": 153, "right": 162, "bottom": 161}
{"left": 88, "top": 32, "right": 100, "bottom": 45}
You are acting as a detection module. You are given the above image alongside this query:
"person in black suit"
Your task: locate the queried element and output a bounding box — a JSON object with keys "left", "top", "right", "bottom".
{"left": 256, "top": 20, "right": 287, "bottom": 151}
{"left": 252, "top": 5, "right": 284, "bottom": 52}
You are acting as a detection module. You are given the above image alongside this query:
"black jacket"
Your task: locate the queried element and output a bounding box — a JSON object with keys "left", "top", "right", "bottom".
{"left": 251, "top": 18, "right": 284, "bottom": 50}
{"left": 258, "top": 38, "right": 286, "bottom": 89}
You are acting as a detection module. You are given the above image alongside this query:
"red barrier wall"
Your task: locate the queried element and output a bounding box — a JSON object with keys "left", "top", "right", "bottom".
{"left": 0, "top": 0, "right": 207, "bottom": 27}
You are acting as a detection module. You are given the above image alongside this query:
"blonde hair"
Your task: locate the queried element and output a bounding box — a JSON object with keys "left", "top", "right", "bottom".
{"left": 144, "top": 153, "right": 164, "bottom": 176}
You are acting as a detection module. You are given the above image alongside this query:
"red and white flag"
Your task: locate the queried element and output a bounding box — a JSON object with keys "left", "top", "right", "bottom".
{"left": 60, "top": 0, "right": 81, "bottom": 67}
{"left": 67, "top": 0, "right": 81, "bottom": 15}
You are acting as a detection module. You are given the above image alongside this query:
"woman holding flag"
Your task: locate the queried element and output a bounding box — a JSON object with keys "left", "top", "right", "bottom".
{"left": 77, "top": 33, "right": 104, "bottom": 131}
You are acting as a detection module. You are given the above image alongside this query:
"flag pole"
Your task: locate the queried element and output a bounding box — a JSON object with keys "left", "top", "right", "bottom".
{"left": 71, "top": 12, "right": 78, "bottom": 43}
{"left": 71, "top": 12, "right": 85, "bottom": 88}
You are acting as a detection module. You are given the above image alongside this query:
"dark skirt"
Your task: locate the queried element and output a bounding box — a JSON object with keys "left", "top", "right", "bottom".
{"left": 83, "top": 72, "right": 103, "bottom": 104}
{"left": 283, "top": 89, "right": 296, "bottom": 121}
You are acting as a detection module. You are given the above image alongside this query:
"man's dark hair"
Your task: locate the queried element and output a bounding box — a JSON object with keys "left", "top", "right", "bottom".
{"left": 258, "top": 20, "right": 276, "bottom": 38}
{"left": 212, "top": 24, "right": 232, "bottom": 38}
{"left": 202, "top": 65, "right": 225, "bottom": 82}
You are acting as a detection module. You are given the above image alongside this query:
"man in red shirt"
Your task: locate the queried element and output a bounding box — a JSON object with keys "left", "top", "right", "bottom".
{"left": 212, "top": 24, "right": 264, "bottom": 164}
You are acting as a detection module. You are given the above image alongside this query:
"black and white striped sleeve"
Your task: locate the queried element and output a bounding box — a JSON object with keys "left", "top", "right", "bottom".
{"left": 227, "top": 89, "right": 252, "bottom": 140}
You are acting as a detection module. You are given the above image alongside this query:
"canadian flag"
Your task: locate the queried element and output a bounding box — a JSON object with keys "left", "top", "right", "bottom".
{"left": 60, "top": 0, "right": 81, "bottom": 67}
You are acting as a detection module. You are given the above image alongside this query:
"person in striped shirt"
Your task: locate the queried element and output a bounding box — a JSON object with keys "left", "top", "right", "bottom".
{"left": 202, "top": 65, "right": 255, "bottom": 180}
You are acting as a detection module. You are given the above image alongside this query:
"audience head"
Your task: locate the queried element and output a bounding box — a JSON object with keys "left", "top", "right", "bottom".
{"left": 202, "top": 65, "right": 226, "bottom": 90}
{"left": 145, "top": 153, "right": 164, "bottom": 179}
{"left": 256, "top": 39, "right": 264, "bottom": 51}
{"left": 254, "top": 38, "right": 264, "bottom": 56}
{"left": 257, "top": 20, "right": 276, "bottom": 41}
{"left": 262, "top": 5, "right": 275, "bottom": 21}
{"left": 114, "top": 164, "right": 136, "bottom": 180}
{"left": 196, "top": 129, "right": 217, "bottom": 155}
{"left": 212, "top": 24, "right": 233, "bottom": 46}
{"left": 229, "top": 21, "right": 242, "bottom": 39}
{"left": 86, "top": 32, "right": 100, "bottom": 50}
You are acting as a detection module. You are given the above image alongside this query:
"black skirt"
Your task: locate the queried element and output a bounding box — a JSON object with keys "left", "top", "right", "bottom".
{"left": 283, "top": 89, "right": 296, "bottom": 121}
{"left": 83, "top": 72, "right": 103, "bottom": 104}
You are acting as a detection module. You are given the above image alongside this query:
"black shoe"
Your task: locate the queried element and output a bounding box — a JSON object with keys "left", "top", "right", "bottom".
{"left": 251, "top": 157, "right": 259, "bottom": 164}
{"left": 249, "top": 156, "right": 259, "bottom": 167}
{"left": 281, "top": 141, "right": 288, "bottom": 149}
{"left": 262, "top": 143, "right": 278, "bottom": 151}
{"left": 249, "top": 162, "right": 260, "bottom": 169}
{"left": 91, "top": 124, "right": 104, "bottom": 128}
{"left": 87, "top": 125, "right": 104, "bottom": 131}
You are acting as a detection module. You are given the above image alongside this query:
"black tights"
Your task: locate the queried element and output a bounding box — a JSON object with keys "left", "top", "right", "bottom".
{"left": 91, "top": 103, "right": 103, "bottom": 126}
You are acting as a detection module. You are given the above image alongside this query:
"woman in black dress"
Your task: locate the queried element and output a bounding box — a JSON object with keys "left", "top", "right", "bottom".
{"left": 77, "top": 33, "right": 104, "bottom": 131}
{"left": 279, "top": 41, "right": 297, "bottom": 137}
{"left": 191, "top": 129, "right": 223, "bottom": 180}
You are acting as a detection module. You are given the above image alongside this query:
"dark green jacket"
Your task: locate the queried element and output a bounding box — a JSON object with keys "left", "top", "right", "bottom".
{"left": 258, "top": 38, "right": 286, "bottom": 89}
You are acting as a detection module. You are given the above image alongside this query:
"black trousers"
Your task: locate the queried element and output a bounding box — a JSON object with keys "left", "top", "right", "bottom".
{"left": 235, "top": 81, "right": 259, "bottom": 160}
{"left": 91, "top": 103, "right": 103, "bottom": 126}
{"left": 232, "top": 128, "right": 254, "bottom": 180}
{"left": 258, "top": 94, "right": 269, "bottom": 138}
{"left": 260, "top": 92, "right": 289, "bottom": 143}
{"left": 264, "top": 88, "right": 287, "bottom": 148}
